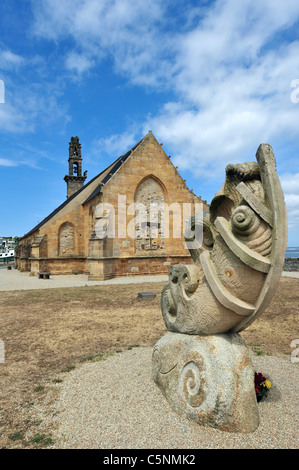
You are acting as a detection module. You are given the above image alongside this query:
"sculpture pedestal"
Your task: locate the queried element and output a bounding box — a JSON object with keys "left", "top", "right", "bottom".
{"left": 152, "top": 332, "right": 259, "bottom": 433}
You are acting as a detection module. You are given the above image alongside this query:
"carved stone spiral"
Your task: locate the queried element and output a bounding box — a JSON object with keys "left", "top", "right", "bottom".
{"left": 231, "top": 205, "right": 259, "bottom": 236}
{"left": 179, "top": 361, "right": 205, "bottom": 407}
{"left": 231, "top": 205, "right": 272, "bottom": 256}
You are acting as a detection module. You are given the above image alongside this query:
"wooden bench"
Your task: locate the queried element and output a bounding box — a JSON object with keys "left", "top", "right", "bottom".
{"left": 37, "top": 272, "right": 50, "bottom": 279}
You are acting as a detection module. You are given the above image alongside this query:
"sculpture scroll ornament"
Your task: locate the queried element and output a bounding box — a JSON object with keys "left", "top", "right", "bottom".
{"left": 153, "top": 144, "right": 287, "bottom": 433}
{"left": 161, "top": 144, "right": 287, "bottom": 335}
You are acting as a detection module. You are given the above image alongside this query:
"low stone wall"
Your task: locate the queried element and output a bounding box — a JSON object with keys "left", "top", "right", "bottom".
{"left": 109, "top": 255, "right": 193, "bottom": 278}
{"left": 45, "top": 257, "right": 87, "bottom": 275}
{"left": 283, "top": 258, "right": 299, "bottom": 272}
{"left": 88, "top": 254, "right": 193, "bottom": 280}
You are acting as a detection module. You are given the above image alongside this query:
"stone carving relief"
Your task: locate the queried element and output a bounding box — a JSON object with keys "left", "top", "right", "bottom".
{"left": 160, "top": 144, "right": 287, "bottom": 335}
{"left": 152, "top": 144, "right": 287, "bottom": 433}
{"left": 134, "top": 177, "right": 165, "bottom": 251}
{"left": 59, "top": 222, "right": 75, "bottom": 256}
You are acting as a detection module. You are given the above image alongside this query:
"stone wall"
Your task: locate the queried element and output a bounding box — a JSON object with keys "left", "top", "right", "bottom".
{"left": 99, "top": 132, "right": 208, "bottom": 260}
{"left": 102, "top": 254, "right": 193, "bottom": 279}
{"left": 16, "top": 131, "right": 209, "bottom": 278}
{"left": 44, "top": 257, "right": 86, "bottom": 275}
{"left": 283, "top": 257, "right": 299, "bottom": 271}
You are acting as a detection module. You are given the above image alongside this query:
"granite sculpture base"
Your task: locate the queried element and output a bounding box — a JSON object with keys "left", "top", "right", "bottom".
{"left": 152, "top": 332, "right": 259, "bottom": 433}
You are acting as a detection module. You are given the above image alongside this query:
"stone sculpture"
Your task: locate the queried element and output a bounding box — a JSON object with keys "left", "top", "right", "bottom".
{"left": 152, "top": 144, "right": 287, "bottom": 432}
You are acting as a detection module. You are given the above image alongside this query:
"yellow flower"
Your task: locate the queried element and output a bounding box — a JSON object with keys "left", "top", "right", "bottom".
{"left": 263, "top": 380, "right": 271, "bottom": 389}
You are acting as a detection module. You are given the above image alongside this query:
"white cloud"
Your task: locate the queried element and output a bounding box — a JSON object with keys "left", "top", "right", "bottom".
{"left": 31, "top": 0, "right": 299, "bottom": 177}
{"left": 0, "top": 157, "right": 18, "bottom": 167}
{"left": 285, "top": 205, "right": 299, "bottom": 230}
{"left": 0, "top": 82, "right": 70, "bottom": 134}
{"left": 0, "top": 47, "right": 71, "bottom": 135}
{"left": 280, "top": 173, "right": 299, "bottom": 195}
{"left": 65, "top": 52, "right": 95, "bottom": 75}
{"left": 32, "top": 0, "right": 171, "bottom": 84}
{"left": 94, "top": 130, "right": 137, "bottom": 158}
{"left": 0, "top": 101, "right": 32, "bottom": 133}
{"left": 280, "top": 174, "right": 299, "bottom": 230}
{"left": 32, "top": 0, "right": 164, "bottom": 43}
{"left": 285, "top": 194, "right": 299, "bottom": 207}
{"left": 0, "top": 156, "right": 40, "bottom": 168}
{"left": 0, "top": 50, "right": 24, "bottom": 70}
{"left": 143, "top": 1, "right": 299, "bottom": 178}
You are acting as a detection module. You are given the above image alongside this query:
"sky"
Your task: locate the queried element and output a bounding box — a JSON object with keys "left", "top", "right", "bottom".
{"left": 0, "top": 0, "right": 299, "bottom": 246}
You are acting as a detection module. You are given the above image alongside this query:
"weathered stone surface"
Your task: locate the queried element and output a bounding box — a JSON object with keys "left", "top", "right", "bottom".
{"left": 59, "top": 222, "right": 75, "bottom": 255}
{"left": 152, "top": 332, "right": 259, "bottom": 433}
{"left": 15, "top": 132, "right": 208, "bottom": 278}
{"left": 161, "top": 144, "right": 287, "bottom": 335}
{"left": 153, "top": 143, "right": 287, "bottom": 433}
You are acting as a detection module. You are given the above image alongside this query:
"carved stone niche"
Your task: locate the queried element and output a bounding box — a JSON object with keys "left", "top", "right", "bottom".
{"left": 135, "top": 176, "right": 165, "bottom": 251}
{"left": 59, "top": 222, "right": 75, "bottom": 256}
{"left": 152, "top": 144, "right": 287, "bottom": 433}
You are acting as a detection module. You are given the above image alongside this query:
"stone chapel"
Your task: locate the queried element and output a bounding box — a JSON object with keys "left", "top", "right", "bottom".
{"left": 15, "top": 131, "right": 208, "bottom": 280}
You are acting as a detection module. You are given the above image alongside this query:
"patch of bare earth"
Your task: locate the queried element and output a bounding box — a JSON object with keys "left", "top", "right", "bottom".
{"left": 0, "top": 277, "right": 298, "bottom": 448}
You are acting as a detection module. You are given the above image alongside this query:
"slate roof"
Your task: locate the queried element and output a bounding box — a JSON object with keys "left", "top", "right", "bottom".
{"left": 21, "top": 135, "right": 145, "bottom": 239}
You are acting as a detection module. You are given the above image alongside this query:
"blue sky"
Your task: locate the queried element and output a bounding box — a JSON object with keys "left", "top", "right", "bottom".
{"left": 0, "top": 0, "right": 299, "bottom": 246}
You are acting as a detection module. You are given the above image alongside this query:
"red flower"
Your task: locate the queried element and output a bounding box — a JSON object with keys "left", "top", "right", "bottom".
{"left": 254, "top": 371, "right": 271, "bottom": 402}
{"left": 255, "top": 372, "right": 266, "bottom": 386}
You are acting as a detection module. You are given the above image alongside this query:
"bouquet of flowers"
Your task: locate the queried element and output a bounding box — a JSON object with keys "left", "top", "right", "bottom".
{"left": 254, "top": 372, "right": 271, "bottom": 402}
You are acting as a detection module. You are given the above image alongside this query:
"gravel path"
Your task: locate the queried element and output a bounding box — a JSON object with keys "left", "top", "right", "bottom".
{"left": 0, "top": 267, "right": 167, "bottom": 291}
{"left": 0, "top": 267, "right": 298, "bottom": 291}
{"left": 282, "top": 271, "right": 299, "bottom": 278}
{"left": 35, "top": 347, "right": 298, "bottom": 449}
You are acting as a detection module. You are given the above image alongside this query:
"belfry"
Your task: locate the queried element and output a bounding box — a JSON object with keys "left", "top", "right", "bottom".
{"left": 64, "top": 136, "right": 87, "bottom": 198}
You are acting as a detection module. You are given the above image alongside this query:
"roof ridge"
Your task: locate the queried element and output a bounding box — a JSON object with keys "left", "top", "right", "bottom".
{"left": 20, "top": 134, "right": 147, "bottom": 239}
{"left": 83, "top": 134, "right": 146, "bottom": 204}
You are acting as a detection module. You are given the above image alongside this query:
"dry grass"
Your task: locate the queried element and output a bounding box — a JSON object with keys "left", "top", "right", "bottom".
{"left": 0, "top": 277, "right": 298, "bottom": 448}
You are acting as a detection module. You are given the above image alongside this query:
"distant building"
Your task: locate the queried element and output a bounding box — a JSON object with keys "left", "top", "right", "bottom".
{"left": 15, "top": 132, "right": 208, "bottom": 279}
{"left": 0, "top": 237, "right": 18, "bottom": 252}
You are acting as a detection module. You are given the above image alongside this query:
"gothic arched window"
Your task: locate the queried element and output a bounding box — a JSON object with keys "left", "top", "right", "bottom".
{"left": 59, "top": 222, "right": 75, "bottom": 255}
{"left": 134, "top": 176, "right": 166, "bottom": 251}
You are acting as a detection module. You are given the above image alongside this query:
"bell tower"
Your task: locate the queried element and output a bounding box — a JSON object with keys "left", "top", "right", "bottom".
{"left": 64, "top": 136, "right": 87, "bottom": 198}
